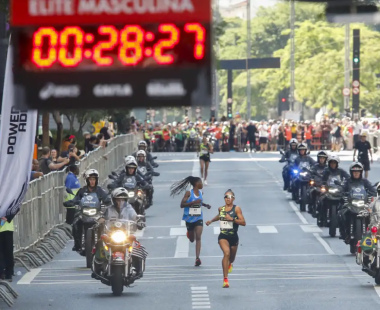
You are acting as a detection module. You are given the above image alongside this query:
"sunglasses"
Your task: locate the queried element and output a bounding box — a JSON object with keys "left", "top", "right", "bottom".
{"left": 224, "top": 195, "right": 235, "bottom": 199}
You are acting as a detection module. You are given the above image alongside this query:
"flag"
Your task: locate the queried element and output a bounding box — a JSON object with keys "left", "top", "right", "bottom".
{"left": 132, "top": 241, "right": 148, "bottom": 260}
{"left": 0, "top": 41, "right": 37, "bottom": 218}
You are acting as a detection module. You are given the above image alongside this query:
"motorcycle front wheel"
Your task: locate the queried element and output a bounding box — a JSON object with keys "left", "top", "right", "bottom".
{"left": 300, "top": 185, "right": 306, "bottom": 212}
{"left": 329, "top": 204, "right": 337, "bottom": 237}
{"left": 85, "top": 229, "right": 94, "bottom": 268}
{"left": 111, "top": 265, "right": 125, "bottom": 296}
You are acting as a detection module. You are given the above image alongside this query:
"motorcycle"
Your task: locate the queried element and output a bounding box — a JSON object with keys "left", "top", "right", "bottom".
{"left": 75, "top": 192, "right": 102, "bottom": 268}
{"left": 308, "top": 175, "right": 323, "bottom": 218}
{"left": 92, "top": 217, "right": 147, "bottom": 296}
{"left": 295, "top": 162, "right": 312, "bottom": 212}
{"left": 123, "top": 176, "right": 148, "bottom": 215}
{"left": 279, "top": 150, "right": 298, "bottom": 193}
{"left": 319, "top": 177, "right": 343, "bottom": 236}
{"left": 356, "top": 184, "right": 380, "bottom": 283}
{"left": 343, "top": 182, "right": 370, "bottom": 254}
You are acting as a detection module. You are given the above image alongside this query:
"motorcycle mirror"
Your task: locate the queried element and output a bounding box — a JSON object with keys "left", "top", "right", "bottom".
{"left": 153, "top": 156, "right": 157, "bottom": 160}
{"left": 112, "top": 171, "right": 118, "bottom": 176}
{"left": 66, "top": 188, "right": 74, "bottom": 195}
{"left": 334, "top": 180, "right": 341, "bottom": 185}
{"left": 108, "top": 174, "right": 116, "bottom": 179}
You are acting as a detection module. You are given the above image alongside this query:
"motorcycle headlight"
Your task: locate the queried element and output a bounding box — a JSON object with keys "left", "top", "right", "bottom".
{"left": 352, "top": 200, "right": 365, "bottom": 207}
{"left": 293, "top": 169, "right": 299, "bottom": 174}
{"left": 128, "top": 192, "right": 135, "bottom": 198}
{"left": 83, "top": 208, "right": 97, "bottom": 216}
{"left": 137, "top": 190, "right": 143, "bottom": 196}
{"left": 111, "top": 231, "right": 127, "bottom": 243}
{"left": 310, "top": 180, "right": 315, "bottom": 185}
{"left": 300, "top": 172, "right": 308, "bottom": 176}
{"left": 328, "top": 188, "right": 339, "bottom": 194}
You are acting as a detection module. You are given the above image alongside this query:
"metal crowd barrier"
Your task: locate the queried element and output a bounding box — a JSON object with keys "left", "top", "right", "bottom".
{"left": 11, "top": 133, "right": 139, "bottom": 272}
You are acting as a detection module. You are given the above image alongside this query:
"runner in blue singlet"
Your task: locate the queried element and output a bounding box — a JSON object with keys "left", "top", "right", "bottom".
{"left": 170, "top": 176, "right": 211, "bottom": 266}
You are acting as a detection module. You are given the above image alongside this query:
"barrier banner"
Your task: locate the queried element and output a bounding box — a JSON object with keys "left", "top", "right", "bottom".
{"left": 0, "top": 42, "right": 37, "bottom": 218}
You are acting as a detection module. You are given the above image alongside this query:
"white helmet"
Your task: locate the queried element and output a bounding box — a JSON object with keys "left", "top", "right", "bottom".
{"left": 84, "top": 169, "right": 99, "bottom": 179}
{"left": 138, "top": 140, "right": 147, "bottom": 149}
{"left": 125, "top": 156, "right": 137, "bottom": 168}
{"left": 289, "top": 138, "right": 298, "bottom": 145}
{"left": 111, "top": 187, "right": 129, "bottom": 205}
{"left": 84, "top": 169, "right": 99, "bottom": 187}
{"left": 328, "top": 154, "right": 340, "bottom": 166}
{"left": 173, "top": 122, "right": 177, "bottom": 127}
{"left": 136, "top": 150, "right": 146, "bottom": 157}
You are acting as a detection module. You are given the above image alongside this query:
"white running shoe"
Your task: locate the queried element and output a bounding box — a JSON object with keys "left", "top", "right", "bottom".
{"left": 204, "top": 180, "right": 208, "bottom": 185}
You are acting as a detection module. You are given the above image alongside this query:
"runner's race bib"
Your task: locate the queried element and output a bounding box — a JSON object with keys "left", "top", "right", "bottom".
{"left": 220, "top": 221, "right": 233, "bottom": 230}
{"left": 189, "top": 208, "right": 201, "bottom": 216}
{"left": 200, "top": 149, "right": 208, "bottom": 155}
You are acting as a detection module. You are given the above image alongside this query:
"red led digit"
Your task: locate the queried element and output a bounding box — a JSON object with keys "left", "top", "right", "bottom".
{"left": 32, "top": 27, "right": 58, "bottom": 68}
{"left": 119, "top": 25, "right": 144, "bottom": 66}
{"left": 58, "top": 27, "right": 84, "bottom": 67}
{"left": 93, "top": 26, "right": 118, "bottom": 66}
{"left": 184, "top": 23, "right": 206, "bottom": 60}
{"left": 153, "top": 24, "right": 179, "bottom": 65}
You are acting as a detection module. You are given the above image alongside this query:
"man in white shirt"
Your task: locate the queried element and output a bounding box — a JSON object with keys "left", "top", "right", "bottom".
{"left": 258, "top": 121, "right": 268, "bottom": 152}
{"left": 270, "top": 121, "right": 279, "bottom": 151}
{"left": 352, "top": 118, "right": 363, "bottom": 145}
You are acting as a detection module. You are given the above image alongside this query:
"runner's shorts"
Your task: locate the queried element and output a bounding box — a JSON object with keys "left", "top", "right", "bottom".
{"left": 186, "top": 220, "right": 203, "bottom": 231}
{"left": 218, "top": 233, "right": 239, "bottom": 246}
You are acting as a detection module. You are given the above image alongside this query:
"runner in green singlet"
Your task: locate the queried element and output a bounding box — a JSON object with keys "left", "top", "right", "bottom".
{"left": 206, "top": 189, "right": 246, "bottom": 288}
{"left": 197, "top": 135, "right": 213, "bottom": 185}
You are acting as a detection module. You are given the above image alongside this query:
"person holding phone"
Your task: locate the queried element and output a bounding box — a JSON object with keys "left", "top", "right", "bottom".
{"left": 206, "top": 190, "right": 246, "bottom": 288}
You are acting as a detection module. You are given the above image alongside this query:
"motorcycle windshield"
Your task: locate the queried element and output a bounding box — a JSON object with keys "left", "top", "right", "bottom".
{"left": 138, "top": 166, "right": 148, "bottom": 175}
{"left": 105, "top": 218, "right": 137, "bottom": 236}
{"left": 327, "top": 175, "right": 341, "bottom": 187}
{"left": 371, "top": 200, "right": 380, "bottom": 222}
{"left": 350, "top": 185, "right": 367, "bottom": 200}
{"left": 80, "top": 193, "right": 101, "bottom": 209}
{"left": 289, "top": 154, "right": 298, "bottom": 163}
{"left": 299, "top": 161, "right": 311, "bottom": 170}
{"left": 124, "top": 177, "right": 137, "bottom": 189}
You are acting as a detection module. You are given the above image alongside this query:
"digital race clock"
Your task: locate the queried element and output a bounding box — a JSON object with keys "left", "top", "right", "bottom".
{"left": 10, "top": 0, "right": 211, "bottom": 110}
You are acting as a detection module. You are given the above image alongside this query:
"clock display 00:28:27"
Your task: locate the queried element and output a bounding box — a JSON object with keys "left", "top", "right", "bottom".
{"left": 23, "top": 23, "right": 207, "bottom": 70}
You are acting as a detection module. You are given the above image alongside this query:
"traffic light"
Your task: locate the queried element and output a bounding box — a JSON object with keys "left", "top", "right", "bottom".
{"left": 227, "top": 103, "right": 232, "bottom": 119}
{"left": 281, "top": 98, "right": 286, "bottom": 103}
{"left": 353, "top": 57, "right": 360, "bottom": 64}
{"left": 352, "top": 29, "right": 360, "bottom": 114}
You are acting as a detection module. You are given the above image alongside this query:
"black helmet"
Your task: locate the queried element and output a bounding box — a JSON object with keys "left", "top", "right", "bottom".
{"left": 317, "top": 150, "right": 328, "bottom": 158}
{"left": 349, "top": 162, "right": 364, "bottom": 179}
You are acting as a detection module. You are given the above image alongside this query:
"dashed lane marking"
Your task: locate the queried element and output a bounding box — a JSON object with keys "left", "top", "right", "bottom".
{"left": 300, "top": 225, "right": 322, "bottom": 233}
{"left": 174, "top": 236, "right": 189, "bottom": 258}
{"left": 289, "top": 201, "right": 309, "bottom": 224}
{"left": 18, "top": 268, "right": 42, "bottom": 284}
{"left": 191, "top": 286, "right": 211, "bottom": 309}
{"left": 257, "top": 226, "right": 278, "bottom": 233}
{"left": 313, "top": 233, "right": 335, "bottom": 255}
{"left": 170, "top": 227, "right": 187, "bottom": 236}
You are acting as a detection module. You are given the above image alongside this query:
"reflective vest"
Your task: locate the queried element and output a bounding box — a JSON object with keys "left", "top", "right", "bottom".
{"left": 64, "top": 188, "right": 79, "bottom": 209}
{"left": 144, "top": 131, "right": 150, "bottom": 140}
{"left": 0, "top": 220, "right": 14, "bottom": 232}
{"left": 305, "top": 127, "right": 312, "bottom": 140}
{"left": 163, "top": 130, "right": 170, "bottom": 141}
{"left": 285, "top": 128, "right": 292, "bottom": 141}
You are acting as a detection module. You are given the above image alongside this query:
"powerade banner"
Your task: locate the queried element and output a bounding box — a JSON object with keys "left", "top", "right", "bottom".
{"left": 0, "top": 42, "right": 37, "bottom": 218}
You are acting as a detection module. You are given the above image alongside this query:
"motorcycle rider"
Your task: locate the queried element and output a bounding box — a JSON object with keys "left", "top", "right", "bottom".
{"left": 93, "top": 188, "right": 146, "bottom": 280}
{"left": 338, "top": 162, "right": 376, "bottom": 241}
{"left": 321, "top": 154, "right": 350, "bottom": 185}
{"left": 110, "top": 156, "right": 153, "bottom": 210}
{"left": 132, "top": 140, "right": 158, "bottom": 168}
{"left": 279, "top": 138, "right": 298, "bottom": 190}
{"left": 294, "top": 143, "right": 315, "bottom": 167}
{"left": 63, "top": 169, "right": 111, "bottom": 252}
{"left": 136, "top": 150, "right": 158, "bottom": 206}
{"left": 308, "top": 151, "right": 329, "bottom": 213}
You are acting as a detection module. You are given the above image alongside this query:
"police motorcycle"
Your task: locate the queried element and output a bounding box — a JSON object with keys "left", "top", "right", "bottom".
{"left": 73, "top": 192, "right": 102, "bottom": 268}
{"left": 279, "top": 149, "right": 298, "bottom": 195}
{"left": 294, "top": 161, "right": 313, "bottom": 212}
{"left": 319, "top": 175, "right": 344, "bottom": 236}
{"left": 356, "top": 183, "right": 380, "bottom": 283}
{"left": 92, "top": 216, "right": 147, "bottom": 295}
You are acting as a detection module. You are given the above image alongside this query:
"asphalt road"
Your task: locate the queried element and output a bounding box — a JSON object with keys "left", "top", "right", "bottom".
{"left": 9, "top": 150, "right": 380, "bottom": 310}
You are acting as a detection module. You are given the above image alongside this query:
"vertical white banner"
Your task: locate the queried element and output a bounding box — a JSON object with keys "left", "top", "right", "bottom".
{"left": 0, "top": 42, "right": 37, "bottom": 218}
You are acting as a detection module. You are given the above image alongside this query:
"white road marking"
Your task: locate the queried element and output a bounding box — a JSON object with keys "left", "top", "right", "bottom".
{"left": 18, "top": 268, "right": 42, "bottom": 284}
{"left": 134, "top": 228, "right": 145, "bottom": 237}
{"left": 192, "top": 153, "right": 200, "bottom": 177}
{"left": 191, "top": 286, "right": 210, "bottom": 309}
{"left": 374, "top": 285, "right": 380, "bottom": 299}
{"left": 170, "top": 227, "right": 187, "bottom": 236}
{"left": 157, "top": 236, "right": 177, "bottom": 239}
{"left": 213, "top": 227, "right": 220, "bottom": 234}
{"left": 289, "top": 201, "right": 309, "bottom": 224}
{"left": 313, "top": 233, "right": 335, "bottom": 255}
{"left": 174, "top": 236, "right": 189, "bottom": 258}
{"left": 257, "top": 226, "right": 278, "bottom": 233}
{"left": 300, "top": 225, "right": 322, "bottom": 233}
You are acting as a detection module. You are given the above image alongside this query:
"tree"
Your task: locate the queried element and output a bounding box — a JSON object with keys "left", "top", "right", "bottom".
{"left": 107, "top": 109, "right": 130, "bottom": 134}
{"left": 51, "top": 111, "right": 63, "bottom": 153}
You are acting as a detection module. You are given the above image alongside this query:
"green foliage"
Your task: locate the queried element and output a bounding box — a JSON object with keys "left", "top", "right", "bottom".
{"left": 217, "top": 2, "right": 380, "bottom": 118}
